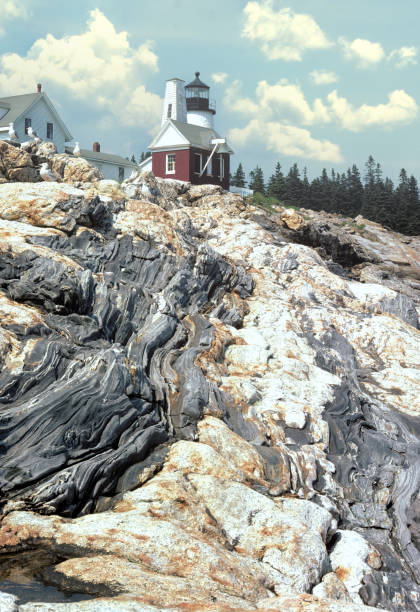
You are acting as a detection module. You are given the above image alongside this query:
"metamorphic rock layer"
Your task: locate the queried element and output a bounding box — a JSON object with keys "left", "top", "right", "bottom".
{"left": 0, "top": 141, "right": 419, "bottom": 611}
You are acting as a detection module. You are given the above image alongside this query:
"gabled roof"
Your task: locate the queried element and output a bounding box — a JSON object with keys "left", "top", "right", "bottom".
{"left": 0, "top": 93, "right": 40, "bottom": 126}
{"left": 149, "top": 119, "right": 222, "bottom": 151}
{"left": 0, "top": 92, "right": 73, "bottom": 141}
{"left": 65, "top": 146, "right": 138, "bottom": 167}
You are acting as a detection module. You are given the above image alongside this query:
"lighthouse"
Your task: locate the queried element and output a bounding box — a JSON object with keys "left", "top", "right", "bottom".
{"left": 161, "top": 78, "right": 187, "bottom": 126}
{"left": 185, "top": 72, "right": 216, "bottom": 129}
{"left": 145, "top": 71, "right": 233, "bottom": 190}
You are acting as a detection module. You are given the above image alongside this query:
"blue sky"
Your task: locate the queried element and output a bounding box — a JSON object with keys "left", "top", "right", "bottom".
{"left": 0, "top": 0, "right": 419, "bottom": 183}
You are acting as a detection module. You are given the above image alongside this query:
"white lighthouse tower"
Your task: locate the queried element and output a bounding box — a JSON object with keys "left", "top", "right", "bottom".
{"left": 161, "top": 78, "right": 187, "bottom": 126}
{"left": 185, "top": 72, "right": 216, "bottom": 129}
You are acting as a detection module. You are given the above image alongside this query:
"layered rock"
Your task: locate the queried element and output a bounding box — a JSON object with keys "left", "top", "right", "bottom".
{"left": 0, "top": 170, "right": 418, "bottom": 611}
{"left": 0, "top": 140, "right": 104, "bottom": 185}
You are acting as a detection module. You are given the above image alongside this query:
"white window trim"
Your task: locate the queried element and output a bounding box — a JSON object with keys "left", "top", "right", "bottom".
{"left": 166, "top": 153, "right": 176, "bottom": 174}
{"left": 219, "top": 155, "right": 225, "bottom": 180}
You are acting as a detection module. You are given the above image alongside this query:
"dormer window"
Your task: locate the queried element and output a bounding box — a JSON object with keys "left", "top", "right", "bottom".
{"left": 24, "top": 118, "right": 31, "bottom": 134}
{"left": 46, "top": 122, "right": 53, "bottom": 139}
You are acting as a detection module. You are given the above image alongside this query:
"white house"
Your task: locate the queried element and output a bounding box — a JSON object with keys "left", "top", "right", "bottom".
{"left": 0, "top": 84, "right": 72, "bottom": 152}
{"left": 0, "top": 84, "right": 138, "bottom": 181}
{"left": 65, "top": 142, "right": 138, "bottom": 182}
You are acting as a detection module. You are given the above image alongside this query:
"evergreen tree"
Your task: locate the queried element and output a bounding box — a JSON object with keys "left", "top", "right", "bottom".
{"left": 130, "top": 154, "right": 137, "bottom": 164}
{"left": 284, "top": 163, "right": 302, "bottom": 205}
{"left": 301, "top": 167, "right": 310, "bottom": 208}
{"left": 361, "top": 155, "right": 379, "bottom": 220}
{"left": 231, "top": 163, "right": 246, "bottom": 187}
{"left": 348, "top": 165, "right": 363, "bottom": 217}
{"left": 248, "top": 166, "right": 265, "bottom": 195}
{"left": 375, "top": 177, "right": 396, "bottom": 229}
{"left": 140, "top": 151, "right": 151, "bottom": 162}
{"left": 407, "top": 175, "right": 420, "bottom": 233}
{"left": 395, "top": 169, "right": 411, "bottom": 233}
{"left": 309, "top": 177, "right": 323, "bottom": 211}
{"left": 267, "top": 162, "right": 285, "bottom": 201}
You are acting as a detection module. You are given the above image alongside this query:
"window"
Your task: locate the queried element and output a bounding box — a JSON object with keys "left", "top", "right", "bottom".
{"left": 167, "top": 104, "right": 172, "bottom": 118}
{"left": 219, "top": 155, "right": 225, "bottom": 179}
{"left": 166, "top": 153, "right": 176, "bottom": 174}
{"left": 24, "top": 118, "right": 31, "bottom": 134}
{"left": 118, "top": 167, "right": 124, "bottom": 182}
{"left": 46, "top": 122, "right": 53, "bottom": 139}
{"left": 207, "top": 156, "right": 212, "bottom": 176}
{"left": 193, "top": 153, "right": 202, "bottom": 174}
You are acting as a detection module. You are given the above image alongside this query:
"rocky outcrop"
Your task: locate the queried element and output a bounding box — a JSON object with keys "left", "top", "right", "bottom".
{"left": 50, "top": 154, "right": 103, "bottom": 183}
{"left": 0, "top": 140, "right": 103, "bottom": 185}
{"left": 0, "top": 175, "right": 418, "bottom": 611}
{"left": 0, "top": 141, "right": 39, "bottom": 183}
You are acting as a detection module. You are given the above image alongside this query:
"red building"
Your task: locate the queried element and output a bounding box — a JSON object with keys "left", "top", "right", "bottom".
{"left": 146, "top": 73, "right": 233, "bottom": 190}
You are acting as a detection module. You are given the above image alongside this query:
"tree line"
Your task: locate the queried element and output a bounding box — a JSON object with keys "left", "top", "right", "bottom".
{"left": 230, "top": 157, "right": 420, "bottom": 235}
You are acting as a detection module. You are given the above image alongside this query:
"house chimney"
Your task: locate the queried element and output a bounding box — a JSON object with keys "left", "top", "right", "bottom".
{"left": 37, "top": 83, "right": 42, "bottom": 93}
{"left": 93, "top": 142, "right": 100, "bottom": 152}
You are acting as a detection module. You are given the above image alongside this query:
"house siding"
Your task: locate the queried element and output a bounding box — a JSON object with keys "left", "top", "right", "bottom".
{"left": 190, "top": 147, "right": 230, "bottom": 190}
{"left": 83, "top": 158, "right": 136, "bottom": 181}
{"left": 152, "top": 148, "right": 229, "bottom": 189}
{"left": 152, "top": 149, "right": 191, "bottom": 182}
{"left": 3, "top": 98, "right": 68, "bottom": 152}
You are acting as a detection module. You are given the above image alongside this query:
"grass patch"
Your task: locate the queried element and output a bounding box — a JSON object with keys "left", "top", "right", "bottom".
{"left": 338, "top": 220, "right": 366, "bottom": 231}
{"left": 246, "top": 192, "right": 301, "bottom": 214}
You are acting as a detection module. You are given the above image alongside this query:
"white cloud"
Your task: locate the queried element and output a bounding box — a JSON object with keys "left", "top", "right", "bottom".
{"left": 255, "top": 80, "right": 331, "bottom": 124}
{"left": 225, "top": 79, "right": 340, "bottom": 162}
{"left": 388, "top": 46, "right": 418, "bottom": 68}
{"left": 212, "top": 72, "right": 228, "bottom": 84}
{"left": 225, "top": 78, "right": 417, "bottom": 139}
{"left": 339, "top": 37, "right": 385, "bottom": 69}
{"left": 225, "top": 79, "right": 330, "bottom": 125}
{"left": 327, "top": 89, "right": 418, "bottom": 131}
{"left": 0, "top": 0, "right": 29, "bottom": 35}
{"left": 242, "top": 1, "right": 332, "bottom": 61}
{"left": 229, "top": 118, "right": 342, "bottom": 163}
{"left": 0, "top": 9, "right": 162, "bottom": 134}
{"left": 310, "top": 69, "right": 338, "bottom": 86}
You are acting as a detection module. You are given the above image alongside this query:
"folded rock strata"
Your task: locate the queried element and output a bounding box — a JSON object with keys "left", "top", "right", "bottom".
{"left": 0, "top": 162, "right": 418, "bottom": 611}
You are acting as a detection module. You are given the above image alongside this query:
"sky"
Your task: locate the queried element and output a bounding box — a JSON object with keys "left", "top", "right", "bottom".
{"left": 0, "top": 0, "right": 419, "bottom": 183}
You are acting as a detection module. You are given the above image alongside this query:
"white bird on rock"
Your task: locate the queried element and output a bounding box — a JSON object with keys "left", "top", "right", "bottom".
{"left": 28, "top": 126, "right": 42, "bottom": 144}
{"left": 8, "top": 122, "right": 17, "bottom": 140}
{"left": 40, "top": 162, "right": 60, "bottom": 182}
{"left": 73, "top": 141, "right": 80, "bottom": 157}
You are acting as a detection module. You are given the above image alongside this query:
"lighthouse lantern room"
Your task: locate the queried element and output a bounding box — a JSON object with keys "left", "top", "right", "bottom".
{"left": 147, "top": 71, "right": 233, "bottom": 190}
{"left": 185, "top": 72, "right": 216, "bottom": 129}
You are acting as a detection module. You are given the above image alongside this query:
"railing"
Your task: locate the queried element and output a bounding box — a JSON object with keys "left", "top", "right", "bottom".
{"left": 186, "top": 98, "right": 216, "bottom": 113}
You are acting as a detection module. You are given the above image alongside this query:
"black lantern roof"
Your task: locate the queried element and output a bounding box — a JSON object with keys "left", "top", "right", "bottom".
{"left": 185, "top": 72, "right": 209, "bottom": 89}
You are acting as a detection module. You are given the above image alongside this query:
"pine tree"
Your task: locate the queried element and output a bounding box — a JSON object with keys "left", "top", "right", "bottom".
{"left": 407, "top": 175, "right": 420, "bottom": 234}
{"left": 284, "top": 163, "right": 302, "bottom": 205}
{"left": 267, "top": 162, "right": 285, "bottom": 201}
{"left": 130, "top": 154, "right": 137, "bottom": 164}
{"left": 248, "top": 166, "right": 265, "bottom": 195}
{"left": 348, "top": 165, "right": 363, "bottom": 217}
{"left": 395, "top": 169, "right": 411, "bottom": 233}
{"left": 301, "top": 167, "right": 310, "bottom": 208}
{"left": 231, "top": 163, "right": 246, "bottom": 187}
{"left": 361, "top": 156, "right": 378, "bottom": 220}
